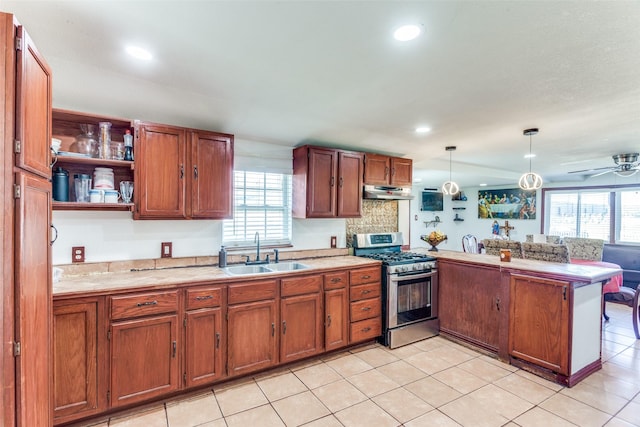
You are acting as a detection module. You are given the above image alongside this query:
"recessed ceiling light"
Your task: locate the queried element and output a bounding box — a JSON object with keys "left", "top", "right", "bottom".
{"left": 126, "top": 46, "right": 152, "bottom": 61}
{"left": 415, "top": 126, "right": 431, "bottom": 134}
{"left": 524, "top": 153, "right": 536, "bottom": 159}
{"left": 479, "top": 183, "right": 488, "bottom": 187}
{"left": 394, "top": 25, "right": 421, "bottom": 41}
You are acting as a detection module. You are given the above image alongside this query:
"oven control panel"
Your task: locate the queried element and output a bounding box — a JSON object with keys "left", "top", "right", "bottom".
{"left": 387, "top": 261, "right": 437, "bottom": 275}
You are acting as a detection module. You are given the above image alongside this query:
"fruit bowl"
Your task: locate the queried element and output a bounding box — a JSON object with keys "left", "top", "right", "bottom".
{"left": 421, "top": 231, "right": 448, "bottom": 251}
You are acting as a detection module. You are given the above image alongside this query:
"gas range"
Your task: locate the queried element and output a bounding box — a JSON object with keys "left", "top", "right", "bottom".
{"left": 352, "top": 232, "right": 436, "bottom": 274}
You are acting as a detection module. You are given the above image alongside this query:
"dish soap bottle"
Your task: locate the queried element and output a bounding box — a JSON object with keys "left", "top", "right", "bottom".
{"left": 123, "top": 130, "right": 134, "bottom": 161}
{"left": 218, "top": 246, "right": 227, "bottom": 267}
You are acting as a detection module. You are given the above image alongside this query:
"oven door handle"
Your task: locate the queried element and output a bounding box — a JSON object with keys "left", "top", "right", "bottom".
{"left": 388, "top": 270, "right": 436, "bottom": 282}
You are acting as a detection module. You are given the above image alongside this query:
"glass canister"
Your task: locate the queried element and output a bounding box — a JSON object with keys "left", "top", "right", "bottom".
{"left": 70, "top": 123, "right": 98, "bottom": 157}
{"left": 93, "top": 167, "right": 114, "bottom": 189}
{"left": 98, "top": 121, "right": 112, "bottom": 160}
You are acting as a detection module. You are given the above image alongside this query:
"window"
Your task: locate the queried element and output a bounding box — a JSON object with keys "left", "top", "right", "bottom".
{"left": 223, "top": 171, "right": 292, "bottom": 247}
{"left": 544, "top": 186, "right": 640, "bottom": 244}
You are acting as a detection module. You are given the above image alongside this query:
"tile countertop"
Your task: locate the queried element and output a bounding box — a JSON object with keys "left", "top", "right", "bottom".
{"left": 415, "top": 249, "right": 622, "bottom": 284}
{"left": 53, "top": 256, "right": 381, "bottom": 297}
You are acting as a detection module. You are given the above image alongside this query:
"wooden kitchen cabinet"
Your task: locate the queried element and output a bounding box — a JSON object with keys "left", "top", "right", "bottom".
{"left": 349, "top": 267, "right": 382, "bottom": 343}
{"left": 134, "top": 121, "right": 233, "bottom": 219}
{"left": 227, "top": 280, "right": 278, "bottom": 376}
{"left": 53, "top": 298, "right": 107, "bottom": 424}
{"left": 184, "top": 286, "right": 225, "bottom": 387}
{"left": 324, "top": 271, "right": 349, "bottom": 351}
{"left": 109, "top": 291, "right": 180, "bottom": 407}
{"left": 280, "top": 275, "right": 324, "bottom": 363}
{"left": 438, "top": 260, "right": 502, "bottom": 353}
{"left": 292, "top": 145, "right": 363, "bottom": 218}
{"left": 363, "top": 153, "right": 413, "bottom": 187}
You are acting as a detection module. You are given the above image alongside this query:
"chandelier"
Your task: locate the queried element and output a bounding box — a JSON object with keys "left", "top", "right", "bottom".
{"left": 519, "top": 128, "right": 543, "bottom": 190}
{"left": 442, "top": 146, "right": 460, "bottom": 195}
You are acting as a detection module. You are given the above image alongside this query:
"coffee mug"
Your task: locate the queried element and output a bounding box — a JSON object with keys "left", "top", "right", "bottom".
{"left": 104, "top": 189, "right": 120, "bottom": 203}
{"left": 89, "top": 189, "right": 104, "bottom": 203}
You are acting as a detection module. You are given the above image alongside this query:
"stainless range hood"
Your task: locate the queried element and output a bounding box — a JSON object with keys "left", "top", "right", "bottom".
{"left": 363, "top": 185, "right": 414, "bottom": 200}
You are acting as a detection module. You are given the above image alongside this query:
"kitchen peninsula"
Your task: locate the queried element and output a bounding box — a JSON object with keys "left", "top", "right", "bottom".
{"left": 426, "top": 250, "right": 621, "bottom": 387}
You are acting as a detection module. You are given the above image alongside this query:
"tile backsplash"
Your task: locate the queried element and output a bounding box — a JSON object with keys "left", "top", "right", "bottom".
{"left": 346, "top": 200, "right": 398, "bottom": 247}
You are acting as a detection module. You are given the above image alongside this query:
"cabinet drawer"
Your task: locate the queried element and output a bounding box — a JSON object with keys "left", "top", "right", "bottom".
{"left": 185, "top": 287, "right": 223, "bottom": 310}
{"left": 350, "top": 297, "right": 381, "bottom": 322}
{"left": 110, "top": 291, "right": 178, "bottom": 320}
{"left": 350, "top": 317, "right": 382, "bottom": 343}
{"left": 324, "top": 271, "right": 348, "bottom": 290}
{"left": 281, "top": 275, "right": 323, "bottom": 297}
{"left": 228, "top": 280, "right": 277, "bottom": 305}
{"left": 350, "top": 267, "right": 381, "bottom": 285}
{"left": 350, "top": 283, "right": 381, "bottom": 302}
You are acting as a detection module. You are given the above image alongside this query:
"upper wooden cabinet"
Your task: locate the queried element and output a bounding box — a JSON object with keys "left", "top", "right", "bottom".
{"left": 364, "top": 153, "right": 412, "bottom": 187}
{"left": 134, "top": 122, "right": 233, "bottom": 219}
{"left": 293, "top": 145, "right": 363, "bottom": 218}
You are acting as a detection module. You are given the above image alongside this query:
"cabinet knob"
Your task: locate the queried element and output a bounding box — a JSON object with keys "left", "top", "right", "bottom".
{"left": 194, "top": 165, "right": 198, "bottom": 179}
{"left": 215, "top": 332, "right": 220, "bottom": 349}
{"left": 282, "top": 320, "right": 287, "bottom": 335}
{"left": 180, "top": 164, "right": 184, "bottom": 179}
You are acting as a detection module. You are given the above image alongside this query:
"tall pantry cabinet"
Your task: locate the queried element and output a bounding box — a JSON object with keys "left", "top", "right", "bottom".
{"left": 1, "top": 12, "right": 53, "bottom": 427}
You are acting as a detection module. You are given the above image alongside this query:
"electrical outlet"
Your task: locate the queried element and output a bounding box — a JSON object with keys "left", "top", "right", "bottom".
{"left": 161, "top": 242, "right": 172, "bottom": 258}
{"left": 71, "top": 246, "right": 85, "bottom": 263}
{"left": 330, "top": 236, "right": 337, "bottom": 248}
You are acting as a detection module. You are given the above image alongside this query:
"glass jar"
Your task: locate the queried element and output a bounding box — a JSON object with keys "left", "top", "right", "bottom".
{"left": 98, "top": 122, "right": 112, "bottom": 160}
{"left": 70, "top": 123, "right": 98, "bottom": 157}
{"left": 93, "top": 167, "right": 114, "bottom": 189}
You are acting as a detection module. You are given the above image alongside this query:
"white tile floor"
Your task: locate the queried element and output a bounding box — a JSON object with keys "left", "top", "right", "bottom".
{"left": 73, "top": 304, "right": 640, "bottom": 427}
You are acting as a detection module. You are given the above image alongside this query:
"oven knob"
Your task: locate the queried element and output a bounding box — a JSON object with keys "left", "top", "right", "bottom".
{"left": 412, "top": 264, "right": 419, "bottom": 271}
{"left": 400, "top": 266, "right": 407, "bottom": 272}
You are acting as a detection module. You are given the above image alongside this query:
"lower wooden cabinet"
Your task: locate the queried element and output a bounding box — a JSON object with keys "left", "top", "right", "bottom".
{"left": 324, "top": 287, "right": 349, "bottom": 351}
{"left": 53, "top": 298, "right": 106, "bottom": 424}
{"left": 349, "top": 267, "right": 382, "bottom": 343}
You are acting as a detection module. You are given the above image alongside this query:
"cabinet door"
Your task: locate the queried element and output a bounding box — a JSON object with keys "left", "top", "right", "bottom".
{"left": 307, "top": 147, "right": 337, "bottom": 217}
{"left": 190, "top": 131, "right": 233, "bottom": 219}
{"left": 363, "top": 153, "right": 390, "bottom": 185}
{"left": 53, "top": 299, "right": 106, "bottom": 423}
{"left": 110, "top": 314, "right": 179, "bottom": 407}
{"left": 14, "top": 171, "right": 52, "bottom": 427}
{"left": 185, "top": 308, "right": 224, "bottom": 387}
{"left": 281, "top": 293, "right": 323, "bottom": 363}
{"left": 509, "top": 274, "right": 570, "bottom": 374}
{"left": 390, "top": 157, "right": 412, "bottom": 186}
{"left": 135, "top": 123, "right": 187, "bottom": 218}
{"left": 15, "top": 25, "right": 52, "bottom": 179}
{"left": 325, "top": 288, "right": 349, "bottom": 351}
{"left": 438, "top": 261, "right": 501, "bottom": 352}
{"left": 337, "top": 151, "right": 363, "bottom": 217}
{"left": 227, "top": 300, "right": 277, "bottom": 376}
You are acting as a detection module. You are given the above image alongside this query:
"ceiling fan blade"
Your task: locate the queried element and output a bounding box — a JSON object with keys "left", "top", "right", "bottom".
{"left": 568, "top": 166, "right": 614, "bottom": 174}
{"left": 589, "top": 169, "right": 615, "bottom": 178}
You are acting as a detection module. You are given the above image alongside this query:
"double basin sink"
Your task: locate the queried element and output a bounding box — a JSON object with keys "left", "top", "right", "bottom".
{"left": 222, "top": 262, "right": 310, "bottom": 276}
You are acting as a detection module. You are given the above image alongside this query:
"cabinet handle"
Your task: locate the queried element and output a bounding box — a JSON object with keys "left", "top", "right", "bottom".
{"left": 330, "top": 176, "right": 335, "bottom": 187}
{"left": 330, "top": 277, "right": 342, "bottom": 283}
{"left": 194, "top": 165, "right": 198, "bottom": 179}
{"left": 136, "top": 300, "right": 158, "bottom": 307}
{"left": 282, "top": 320, "right": 287, "bottom": 335}
{"left": 384, "top": 166, "right": 389, "bottom": 178}
{"left": 495, "top": 297, "right": 500, "bottom": 311}
{"left": 326, "top": 314, "right": 332, "bottom": 327}
{"left": 172, "top": 341, "right": 176, "bottom": 358}
{"left": 339, "top": 177, "right": 343, "bottom": 187}
{"left": 271, "top": 323, "right": 275, "bottom": 337}
{"left": 361, "top": 306, "right": 371, "bottom": 312}
{"left": 180, "top": 164, "right": 184, "bottom": 179}
{"left": 362, "top": 327, "right": 371, "bottom": 333}
{"left": 50, "top": 224, "right": 58, "bottom": 246}
{"left": 563, "top": 286, "right": 567, "bottom": 300}
{"left": 215, "top": 332, "right": 220, "bottom": 349}
{"left": 391, "top": 167, "right": 396, "bottom": 177}
{"left": 361, "top": 275, "right": 371, "bottom": 280}
{"left": 361, "top": 289, "right": 371, "bottom": 295}
{"left": 195, "top": 295, "right": 213, "bottom": 301}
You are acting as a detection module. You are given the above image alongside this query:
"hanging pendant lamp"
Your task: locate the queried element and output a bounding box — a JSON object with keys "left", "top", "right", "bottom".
{"left": 442, "top": 146, "right": 460, "bottom": 195}
{"left": 519, "top": 128, "right": 543, "bottom": 190}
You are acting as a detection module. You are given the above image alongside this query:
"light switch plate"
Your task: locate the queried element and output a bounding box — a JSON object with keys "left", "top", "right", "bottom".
{"left": 72, "top": 246, "right": 85, "bottom": 263}
{"left": 161, "top": 242, "right": 172, "bottom": 258}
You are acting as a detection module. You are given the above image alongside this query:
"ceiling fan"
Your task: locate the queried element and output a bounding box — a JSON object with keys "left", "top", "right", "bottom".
{"left": 569, "top": 153, "right": 640, "bottom": 178}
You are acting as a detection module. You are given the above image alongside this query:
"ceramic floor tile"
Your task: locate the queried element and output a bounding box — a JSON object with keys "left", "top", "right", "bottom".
{"left": 412, "top": 336, "right": 449, "bottom": 352}
{"left": 214, "top": 380, "right": 268, "bottom": 416}
{"left": 311, "top": 379, "right": 368, "bottom": 413}
{"left": 300, "top": 415, "right": 344, "bottom": 427}
{"left": 166, "top": 392, "right": 222, "bottom": 427}
{"left": 560, "top": 380, "right": 629, "bottom": 415}
{"left": 439, "top": 394, "right": 510, "bottom": 427}
{"left": 608, "top": 352, "right": 640, "bottom": 371}
{"left": 385, "top": 343, "right": 424, "bottom": 359}
{"left": 468, "top": 384, "right": 534, "bottom": 420}
{"left": 403, "top": 409, "right": 462, "bottom": 427}
{"left": 334, "top": 399, "right": 399, "bottom": 427}
{"left": 578, "top": 370, "right": 640, "bottom": 401}
{"left": 372, "top": 387, "right": 434, "bottom": 424}
{"left": 294, "top": 362, "right": 342, "bottom": 389}
{"left": 375, "top": 359, "right": 427, "bottom": 386}
{"left": 605, "top": 417, "right": 639, "bottom": 427}
{"left": 513, "top": 407, "right": 578, "bottom": 427}
{"left": 514, "top": 369, "right": 564, "bottom": 391}
{"left": 431, "top": 366, "right": 488, "bottom": 394}
{"left": 224, "top": 404, "right": 285, "bottom": 427}
{"left": 271, "top": 390, "right": 331, "bottom": 426}
{"left": 346, "top": 368, "right": 400, "bottom": 398}
{"left": 601, "top": 363, "right": 640, "bottom": 386}
{"left": 256, "top": 371, "right": 308, "bottom": 402}
{"left": 325, "top": 354, "right": 373, "bottom": 377}
{"left": 191, "top": 420, "right": 227, "bottom": 427}
{"left": 404, "top": 350, "right": 458, "bottom": 375}
{"left": 539, "top": 393, "right": 612, "bottom": 427}
{"left": 493, "top": 373, "right": 558, "bottom": 405}
{"left": 109, "top": 406, "right": 168, "bottom": 427}
{"left": 403, "top": 376, "right": 462, "bottom": 408}
{"left": 353, "top": 346, "right": 399, "bottom": 367}
{"left": 426, "top": 345, "right": 477, "bottom": 365}
{"left": 457, "top": 357, "right": 513, "bottom": 383}
{"left": 616, "top": 400, "right": 640, "bottom": 426}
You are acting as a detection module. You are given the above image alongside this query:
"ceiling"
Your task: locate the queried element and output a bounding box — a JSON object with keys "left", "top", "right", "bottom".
{"left": 4, "top": 1, "right": 640, "bottom": 188}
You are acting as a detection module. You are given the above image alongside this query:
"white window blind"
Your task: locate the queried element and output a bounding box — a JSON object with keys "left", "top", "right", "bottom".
{"left": 223, "top": 171, "right": 292, "bottom": 247}
{"left": 546, "top": 191, "right": 611, "bottom": 240}
{"left": 619, "top": 190, "right": 640, "bottom": 243}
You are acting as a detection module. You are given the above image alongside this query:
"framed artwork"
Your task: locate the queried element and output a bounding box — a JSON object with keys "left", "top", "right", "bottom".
{"left": 478, "top": 188, "right": 536, "bottom": 220}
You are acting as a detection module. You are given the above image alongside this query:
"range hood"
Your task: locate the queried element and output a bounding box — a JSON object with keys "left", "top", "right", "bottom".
{"left": 363, "top": 185, "right": 414, "bottom": 200}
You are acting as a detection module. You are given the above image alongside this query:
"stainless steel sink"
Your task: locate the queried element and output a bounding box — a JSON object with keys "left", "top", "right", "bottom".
{"left": 266, "top": 262, "right": 310, "bottom": 272}
{"left": 222, "top": 265, "right": 271, "bottom": 275}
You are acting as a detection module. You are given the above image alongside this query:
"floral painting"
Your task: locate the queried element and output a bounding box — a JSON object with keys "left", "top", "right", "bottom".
{"left": 478, "top": 189, "right": 536, "bottom": 220}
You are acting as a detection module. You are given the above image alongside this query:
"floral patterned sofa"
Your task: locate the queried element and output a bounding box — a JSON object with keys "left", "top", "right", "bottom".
{"left": 521, "top": 242, "right": 570, "bottom": 263}
{"left": 563, "top": 237, "right": 605, "bottom": 261}
{"left": 482, "top": 239, "right": 524, "bottom": 258}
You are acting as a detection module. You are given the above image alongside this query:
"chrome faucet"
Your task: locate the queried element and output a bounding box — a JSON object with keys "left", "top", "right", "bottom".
{"left": 245, "top": 231, "right": 269, "bottom": 264}
{"left": 254, "top": 231, "right": 260, "bottom": 261}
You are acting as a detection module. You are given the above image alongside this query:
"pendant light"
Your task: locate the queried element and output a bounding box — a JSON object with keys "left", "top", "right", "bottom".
{"left": 519, "top": 128, "right": 543, "bottom": 190}
{"left": 442, "top": 146, "right": 459, "bottom": 195}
